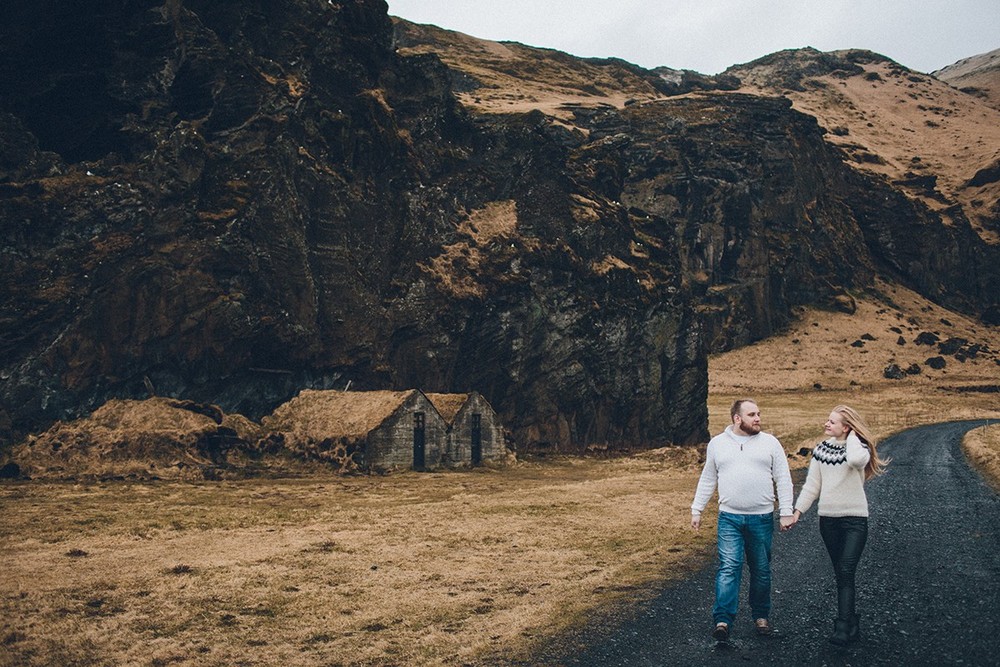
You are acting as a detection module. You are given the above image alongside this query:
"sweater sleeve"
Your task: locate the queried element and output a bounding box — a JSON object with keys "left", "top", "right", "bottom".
{"left": 794, "top": 456, "right": 822, "bottom": 515}
{"left": 772, "top": 439, "right": 794, "bottom": 516}
{"left": 691, "top": 443, "right": 718, "bottom": 514}
{"left": 846, "top": 431, "right": 871, "bottom": 470}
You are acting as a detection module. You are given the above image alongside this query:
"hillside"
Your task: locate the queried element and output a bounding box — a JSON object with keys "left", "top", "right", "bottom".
{"left": 394, "top": 23, "right": 1000, "bottom": 318}
{"left": 728, "top": 48, "right": 1000, "bottom": 244}
{"left": 711, "top": 279, "right": 1000, "bottom": 393}
{"left": 395, "top": 26, "right": 1000, "bottom": 252}
{"left": 392, "top": 20, "right": 737, "bottom": 121}
{"left": 934, "top": 47, "right": 1000, "bottom": 111}
{"left": 1, "top": 1, "right": 998, "bottom": 454}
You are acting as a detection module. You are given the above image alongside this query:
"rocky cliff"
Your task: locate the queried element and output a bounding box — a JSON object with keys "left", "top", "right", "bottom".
{"left": 728, "top": 48, "right": 1000, "bottom": 259}
{"left": 0, "top": 0, "right": 704, "bottom": 451}
{"left": 1, "top": 1, "right": 997, "bottom": 453}
{"left": 395, "top": 26, "right": 1000, "bottom": 332}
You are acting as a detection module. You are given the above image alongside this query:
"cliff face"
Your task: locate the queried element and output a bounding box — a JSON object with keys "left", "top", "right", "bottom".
{"left": 1, "top": 1, "right": 997, "bottom": 452}
{"left": 398, "top": 30, "right": 1000, "bottom": 330}
{"left": 2, "top": 0, "right": 414, "bottom": 435}
{"left": 0, "top": 0, "right": 705, "bottom": 450}
{"left": 728, "top": 48, "right": 1000, "bottom": 275}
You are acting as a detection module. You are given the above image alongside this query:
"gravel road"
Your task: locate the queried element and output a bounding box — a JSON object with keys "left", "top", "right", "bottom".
{"left": 535, "top": 420, "right": 1000, "bottom": 666}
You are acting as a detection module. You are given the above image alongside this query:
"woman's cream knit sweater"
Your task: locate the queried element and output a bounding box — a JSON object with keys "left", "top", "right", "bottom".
{"left": 794, "top": 431, "right": 871, "bottom": 518}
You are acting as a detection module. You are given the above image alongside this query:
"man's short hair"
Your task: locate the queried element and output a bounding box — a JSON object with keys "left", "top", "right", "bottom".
{"left": 731, "top": 398, "right": 757, "bottom": 420}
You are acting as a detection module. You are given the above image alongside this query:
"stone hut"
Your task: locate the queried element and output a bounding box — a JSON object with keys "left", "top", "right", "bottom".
{"left": 263, "top": 389, "right": 448, "bottom": 472}
{"left": 426, "top": 391, "right": 505, "bottom": 466}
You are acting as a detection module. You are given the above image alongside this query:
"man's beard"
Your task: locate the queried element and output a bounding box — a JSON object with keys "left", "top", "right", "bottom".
{"left": 740, "top": 422, "right": 761, "bottom": 435}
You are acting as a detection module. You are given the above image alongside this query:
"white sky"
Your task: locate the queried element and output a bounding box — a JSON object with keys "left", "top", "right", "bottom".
{"left": 386, "top": 1, "right": 1000, "bottom": 75}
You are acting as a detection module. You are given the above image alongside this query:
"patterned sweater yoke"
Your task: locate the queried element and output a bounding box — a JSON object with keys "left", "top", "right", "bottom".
{"left": 794, "top": 432, "right": 872, "bottom": 518}
{"left": 812, "top": 440, "right": 850, "bottom": 465}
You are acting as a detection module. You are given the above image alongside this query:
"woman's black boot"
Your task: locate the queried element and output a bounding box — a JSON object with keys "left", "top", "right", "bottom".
{"left": 847, "top": 614, "right": 861, "bottom": 643}
{"left": 829, "top": 618, "right": 850, "bottom": 646}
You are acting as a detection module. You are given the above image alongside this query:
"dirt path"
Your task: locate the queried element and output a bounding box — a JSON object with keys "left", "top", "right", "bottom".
{"left": 535, "top": 420, "right": 1000, "bottom": 666}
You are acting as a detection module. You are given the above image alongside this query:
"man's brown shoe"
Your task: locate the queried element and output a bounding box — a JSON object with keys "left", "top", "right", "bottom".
{"left": 712, "top": 622, "right": 729, "bottom": 641}
{"left": 754, "top": 618, "right": 772, "bottom": 636}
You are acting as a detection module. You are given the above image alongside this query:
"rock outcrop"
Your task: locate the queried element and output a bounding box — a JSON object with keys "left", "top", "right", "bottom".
{"left": 0, "top": 0, "right": 704, "bottom": 451}
{"left": 728, "top": 47, "right": 1000, "bottom": 266}
{"left": 1, "top": 1, "right": 998, "bottom": 454}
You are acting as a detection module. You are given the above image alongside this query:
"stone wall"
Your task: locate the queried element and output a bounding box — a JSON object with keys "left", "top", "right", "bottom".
{"left": 445, "top": 392, "right": 505, "bottom": 466}
{"left": 365, "top": 392, "right": 447, "bottom": 471}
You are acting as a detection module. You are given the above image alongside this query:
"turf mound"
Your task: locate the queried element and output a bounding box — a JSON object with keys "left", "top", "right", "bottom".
{"left": 11, "top": 397, "right": 253, "bottom": 480}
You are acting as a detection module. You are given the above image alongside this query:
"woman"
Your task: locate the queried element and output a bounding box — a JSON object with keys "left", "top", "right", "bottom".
{"left": 790, "top": 405, "right": 889, "bottom": 646}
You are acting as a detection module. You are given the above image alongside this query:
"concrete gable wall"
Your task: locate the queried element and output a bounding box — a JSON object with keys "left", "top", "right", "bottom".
{"left": 366, "top": 391, "right": 448, "bottom": 471}
{"left": 446, "top": 392, "right": 505, "bottom": 466}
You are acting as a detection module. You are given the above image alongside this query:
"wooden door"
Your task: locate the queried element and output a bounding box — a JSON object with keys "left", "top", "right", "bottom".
{"left": 413, "top": 411, "right": 426, "bottom": 470}
{"left": 471, "top": 413, "right": 482, "bottom": 466}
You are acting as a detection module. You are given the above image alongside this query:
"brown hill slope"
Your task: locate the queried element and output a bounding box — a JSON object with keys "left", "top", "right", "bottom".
{"left": 392, "top": 19, "right": 738, "bottom": 124}
{"left": 393, "top": 21, "right": 663, "bottom": 119}
{"left": 934, "top": 47, "right": 1000, "bottom": 111}
{"left": 711, "top": 279, "right": 1000, "bottom": 395}
{"left": 727, "top": 48, "right": 1000, "bottom": 244}
{"left": 393, "top": 25, "right": 1000, "bottom": 320}
{"left": 2, "top": 3, "right": 997, "bottom": 455}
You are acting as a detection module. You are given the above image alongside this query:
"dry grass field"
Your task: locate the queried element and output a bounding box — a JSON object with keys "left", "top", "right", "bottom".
{"left": 1, "top": 453, "right": 712, "bottom": 667}
{"left": 963, "top": 423, "right": 1000, "bottom": 493}
{"left": 3, "top": 284, "right": 1000, "bottom": 666}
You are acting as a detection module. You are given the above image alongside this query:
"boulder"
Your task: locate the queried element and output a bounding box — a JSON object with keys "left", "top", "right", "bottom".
{"left": 915, "top": 332, "right": 941, "bottom": 345}
{"left": 925, "top": 356, "right": 947, "bottom": 370}
{"left": 883, "top": 364, "right": 906, "bottom": 380}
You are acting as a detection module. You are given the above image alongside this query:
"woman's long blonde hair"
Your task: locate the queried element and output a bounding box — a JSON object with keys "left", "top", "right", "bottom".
{"left": 833, "top": 404, "right": 889, "bottom": 480}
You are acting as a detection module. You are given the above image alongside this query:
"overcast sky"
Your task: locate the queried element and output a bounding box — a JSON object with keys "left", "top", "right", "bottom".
{"left": 386, "top": 1, "right": 1000, "bottom": 75}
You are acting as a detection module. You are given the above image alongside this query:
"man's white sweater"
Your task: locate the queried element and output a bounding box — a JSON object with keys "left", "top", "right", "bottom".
{"left": 794, "top": 432, "right": 871, "bottom": 517}
{"left": 691, "top": 426, "right": 794, "bottom": 517}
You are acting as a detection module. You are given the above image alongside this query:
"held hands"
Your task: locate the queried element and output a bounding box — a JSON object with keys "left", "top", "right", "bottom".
{"left": 690, "top": 511, "right": 798, "bottom": 531}
{"left": 779, "top": 511, "right": 801, "bottom": 532}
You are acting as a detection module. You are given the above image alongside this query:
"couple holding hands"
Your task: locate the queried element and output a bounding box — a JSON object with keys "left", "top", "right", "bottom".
{"left": 691, "top": 399, "right": 889, "bottom": 646}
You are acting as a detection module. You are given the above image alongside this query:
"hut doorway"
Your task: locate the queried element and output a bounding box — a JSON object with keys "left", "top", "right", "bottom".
{"left": 413, "top": 411, "right": 426, "bottom": 470}
{"left": 471, "top": 413, "right": 482, "bottom": 466}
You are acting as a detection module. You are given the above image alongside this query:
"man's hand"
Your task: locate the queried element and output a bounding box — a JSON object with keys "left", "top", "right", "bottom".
{"left": 779, "top": 514, "right": 796, "bottom": 532}
{"left": 691, "top": 513, "right": 701, "bottom": 530}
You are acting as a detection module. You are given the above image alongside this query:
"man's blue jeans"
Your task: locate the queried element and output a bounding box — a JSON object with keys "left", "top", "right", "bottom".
{"left": 714, "top": 511, "right": 774, "bottom": 625}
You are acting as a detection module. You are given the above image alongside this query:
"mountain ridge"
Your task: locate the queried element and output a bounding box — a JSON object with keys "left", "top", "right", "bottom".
{"left": 934, "top": 46, "right": 1000, "bottom": 111}
{"left": 1, "top": 1, "right": 997, "bottom": 454}
{"left": 727, "top": 47, "right": 1000, "bottom": 244}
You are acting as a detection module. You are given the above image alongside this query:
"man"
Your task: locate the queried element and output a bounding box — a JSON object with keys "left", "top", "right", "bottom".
{"left": 691, "top": 398, "right": 794, "bottom": 641}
